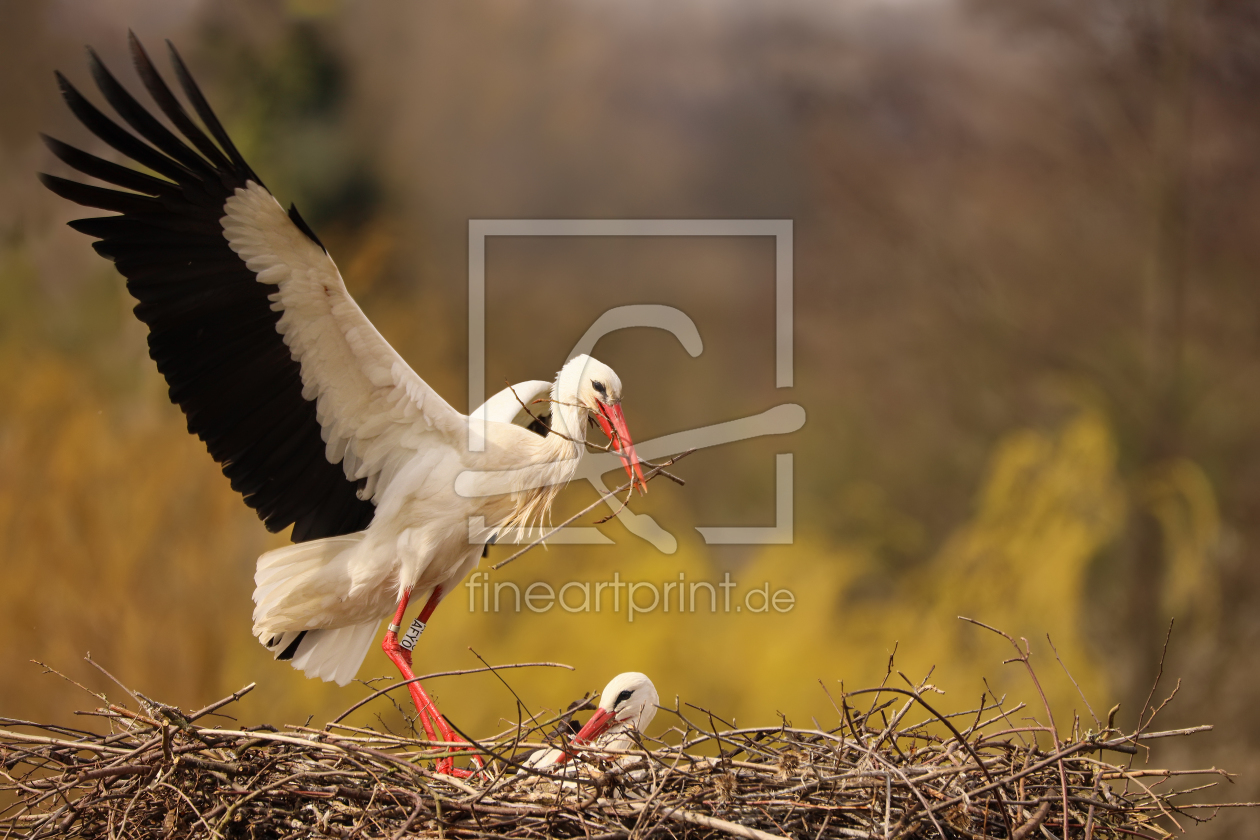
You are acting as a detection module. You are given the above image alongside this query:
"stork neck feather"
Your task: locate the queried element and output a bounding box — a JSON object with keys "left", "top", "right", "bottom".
{"left": 543, "top": 370, "right": 590, "bottom": 457}
{"left": 545, "top": 401, "right": 586, "bottom": 455}
{"left": 498, "top": 377, "right": 587, "bottom": 532}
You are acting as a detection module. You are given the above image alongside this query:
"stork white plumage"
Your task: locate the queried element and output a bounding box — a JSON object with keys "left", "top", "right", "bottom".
{"left": 40, "top": 35, "right": 648, "bottom": 775}
{"left": 525, "top": 672, "right": 659, "bottom": 770}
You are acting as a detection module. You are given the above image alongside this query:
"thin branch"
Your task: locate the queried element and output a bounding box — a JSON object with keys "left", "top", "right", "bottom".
{"left": 490, "top": 450, "right": 695, "bottom": 571}
{"left": 328, "top": 662, "right": 573, "bottom": 726}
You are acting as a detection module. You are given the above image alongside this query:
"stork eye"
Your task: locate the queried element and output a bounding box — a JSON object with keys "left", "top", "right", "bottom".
{"left": 614, "top": 689, "right": 633, "bottom": 706}
{"left": 592, "top": 380, "right": 607, "bottom": 398}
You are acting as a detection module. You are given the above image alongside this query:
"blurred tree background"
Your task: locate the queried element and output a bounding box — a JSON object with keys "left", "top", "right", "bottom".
{"left": 3, "top": 0, "right": 1260, "bottom": 832}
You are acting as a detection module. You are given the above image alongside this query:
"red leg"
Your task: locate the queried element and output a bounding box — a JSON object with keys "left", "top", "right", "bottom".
{"left": 381, "top": 590, "right": 439, "bottom": 742}
{"left": 381, "top": 587, "right": 483, "bottom": 776}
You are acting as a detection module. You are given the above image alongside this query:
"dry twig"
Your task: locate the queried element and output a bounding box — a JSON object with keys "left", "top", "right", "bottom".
{"left": 0, "top": 633, "right": 1247, "bottom": 839}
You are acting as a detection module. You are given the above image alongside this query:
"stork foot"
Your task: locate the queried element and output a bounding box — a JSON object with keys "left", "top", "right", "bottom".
{"left": 425, "top": 707, "right": 486, "bottom": 777}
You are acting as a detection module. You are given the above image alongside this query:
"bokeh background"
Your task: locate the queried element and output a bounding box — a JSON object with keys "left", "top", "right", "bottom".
{"left": 3, "top": 0, "right": 1259, "bottom": 832}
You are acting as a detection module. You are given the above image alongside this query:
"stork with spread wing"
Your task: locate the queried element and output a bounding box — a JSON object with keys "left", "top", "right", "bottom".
{"left": 40, "top": 35, "right": 647, "bottom": 774}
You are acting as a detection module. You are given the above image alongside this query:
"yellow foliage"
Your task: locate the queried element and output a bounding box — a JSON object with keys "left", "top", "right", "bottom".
{"left": 0, "top": 347, "right": 329, "bottom": 722}
{"left": 1139, "top": 458, "right": 1222, "bottom": 623}
{"left": 922, "top": 408, "right": 1125, "bottom": 681}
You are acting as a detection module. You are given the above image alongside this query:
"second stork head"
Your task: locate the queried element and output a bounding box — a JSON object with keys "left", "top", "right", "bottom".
{"left": 572, "top": 671, "right": 659, "bottom": 747}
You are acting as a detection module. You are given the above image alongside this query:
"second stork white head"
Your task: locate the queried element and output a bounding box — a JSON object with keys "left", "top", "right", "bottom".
{"left": 572, "top": 671, "right": 660, "bottom": 750}
{"left": 42, "top": 36, "right": 655, "bottom": 776}
{"left": 524, "top": 672, "right": 659, "bottom": 771}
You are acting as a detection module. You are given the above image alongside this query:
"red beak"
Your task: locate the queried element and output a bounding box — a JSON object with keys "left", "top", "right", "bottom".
{"left": 574, "top": 707, "right": 616, "bottom": 745}
{"left": 553, "top": 707, "right": 617, "bottom": 766}
{"left": 595, "top": 402, "right": 648, "bottom": 493}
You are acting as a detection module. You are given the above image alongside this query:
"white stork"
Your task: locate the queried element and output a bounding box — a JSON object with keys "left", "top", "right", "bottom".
{"left": 40, "top": 35, "right": 648, "bottom": 773}
{"left": 525, "top": 672, "right": 659, "bottom": 770}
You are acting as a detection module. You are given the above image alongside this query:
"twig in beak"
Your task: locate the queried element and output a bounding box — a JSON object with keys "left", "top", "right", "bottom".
{"left": 505, "top": 389, "right": 623, "bottom": 457}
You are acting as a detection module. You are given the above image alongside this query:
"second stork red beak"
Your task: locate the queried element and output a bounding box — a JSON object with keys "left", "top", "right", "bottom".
{"left": 555, "top": 706, "right": 617, "bottom": 765}
{"left": 595, "top": 402, "right": 648, "bottom": 493}
{"left": 572, "top": 707, "right": 617, "bottom": 745}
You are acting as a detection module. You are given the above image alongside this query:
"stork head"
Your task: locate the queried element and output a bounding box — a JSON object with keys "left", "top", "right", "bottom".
{"left": 556, "top": 355, "right": 647, "bottom": 492}
{"left": 572, "top": 671, "right": 659, "bottom": 746}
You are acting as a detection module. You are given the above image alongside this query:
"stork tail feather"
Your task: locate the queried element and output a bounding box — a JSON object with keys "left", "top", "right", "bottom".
{"left": 253, "top": 534, "right": 380, "bottom": 686}
{"left": 263, "top": 621, "right": 380, "bottom": 687}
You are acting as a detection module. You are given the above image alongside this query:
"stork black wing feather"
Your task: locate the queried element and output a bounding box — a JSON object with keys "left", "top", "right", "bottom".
{"left": 42, "top": 134, "right": 176, "bottom": 196}
{"left": 162, "top": 334, "right": 289, "bottom": 396}
{"left": 143, "top": 303, "right": 281, "bottom": 346}
{"left": 122, "top": 252, "right": 253, "bottom": 283}
{"left": 165, "top": 40, "right": 260, "bottom": 182}
{"left": 69, "top": 215, "right": 211, "bottom": 241}
{"left": 100, "top": 241, "right": 236, "bottom": 265}
{"left": 41, "top": 39, "right": 375, "bottom": 541}
{"left": 71, "top": 212, "right": 225, "bottom": 240}
{"left": 289, "top": 475, "right": 348, "bottom": 544}
{"left": 55, "top": 73, "right": 195, "bottom": 184}
{"left": 39, "top": 173, "right": 156, "bottom": 216}
{"left": 87, "top": 48, "right": 218, "bottom": 180}
{"left": 166, "top": 340, "right": 292, "bottom": 408}
{"left": 128, "top": 34, "right": 234, "bottom": 171}
{"left": 210, "top": 389, "right": 310, "bottom": 466}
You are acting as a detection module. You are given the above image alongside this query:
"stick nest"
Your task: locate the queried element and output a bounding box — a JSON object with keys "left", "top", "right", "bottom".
{"left": 0, "top": 645, "right": 1246, "bottom": 840}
